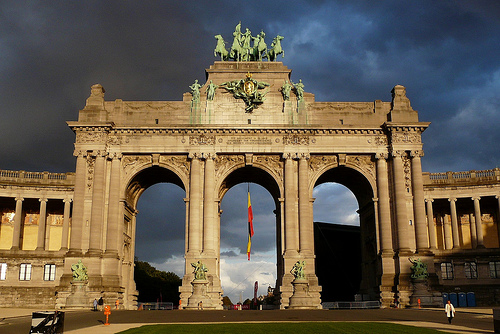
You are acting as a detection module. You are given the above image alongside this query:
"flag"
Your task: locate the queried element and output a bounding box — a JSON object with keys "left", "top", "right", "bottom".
{"left": 247, "top": 191, "right": 254, "bottom": 260}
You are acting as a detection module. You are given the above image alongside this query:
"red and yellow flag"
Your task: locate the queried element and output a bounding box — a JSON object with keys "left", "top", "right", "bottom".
{"left": 247, "top": 191, "right": 254, "bottom": 260}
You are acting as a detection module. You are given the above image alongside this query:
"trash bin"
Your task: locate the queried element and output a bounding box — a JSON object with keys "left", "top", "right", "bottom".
{"left": 30, "top": 311, "right": 64, "bottom": 334}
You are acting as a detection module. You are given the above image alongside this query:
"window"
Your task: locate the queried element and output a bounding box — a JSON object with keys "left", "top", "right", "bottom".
{"left": 441, "top": 262, "right": 453, "bottom": 280}
{"left": 0, "top": 263, "right": 6, "bottom": 280}
{"left": 490, "top": 261, "right": 500, "bottom": 278}
{"left": 44, "top": 264, "right": 56, "bottom": 281}
{"left": 465, "top": 262, "right": 478, "bottom": 279}
{"left": 19, "top": 264, "right": 32, "bottom": 281}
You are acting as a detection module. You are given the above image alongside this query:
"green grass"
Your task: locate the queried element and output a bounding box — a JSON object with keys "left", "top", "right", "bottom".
{"left": 117, "top": 322, "right": 447, "bottom": 334}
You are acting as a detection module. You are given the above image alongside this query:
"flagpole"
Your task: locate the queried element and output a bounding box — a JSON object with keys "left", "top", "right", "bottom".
{"left": 247, "top": 183, "right": 254, "bottom": 261}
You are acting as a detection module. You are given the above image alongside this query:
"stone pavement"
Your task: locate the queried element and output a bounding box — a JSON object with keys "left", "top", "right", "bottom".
{"left": 0, "top": 307, "right": 494, "bottom": 334}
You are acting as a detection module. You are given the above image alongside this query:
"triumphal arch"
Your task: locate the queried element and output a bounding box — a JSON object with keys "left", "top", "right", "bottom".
{"left": 58, "top": 24, "right": 431, "bottom": 309}
{"left": 1, "top": 25, "right": 500, "bottom": 310}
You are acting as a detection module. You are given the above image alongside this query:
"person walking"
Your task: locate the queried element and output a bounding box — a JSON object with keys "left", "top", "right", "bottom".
{"left": 98, "top": 297, "right": 104, "bottom": 311}
{"left": 445, "top": 300, "right": 456, "bottom": 324}
{"left": 93, "top": 298, "right": 98, "bottom": 311}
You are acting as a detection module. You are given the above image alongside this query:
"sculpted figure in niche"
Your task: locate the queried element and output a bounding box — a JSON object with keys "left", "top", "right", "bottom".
{"left": 281, "top": 80, "right": 293, "bottom": 101}
{"left": 206, "top": 80, "right": 218, "bottom": 101}
{"left": 189, "top": 80, "right": 202, "bottom": 102}
{"left": 293, "top": 79, "right": 305, "bottom": 102}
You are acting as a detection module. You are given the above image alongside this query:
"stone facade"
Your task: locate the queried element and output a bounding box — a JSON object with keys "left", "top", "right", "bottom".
{"left": 0, "top": 61, "right": 499, "bottom": 309}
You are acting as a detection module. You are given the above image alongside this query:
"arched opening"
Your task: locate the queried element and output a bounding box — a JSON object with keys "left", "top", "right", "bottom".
{"left": 124, "top": 166, "right": 186, "bottom": 306}
{"left": 218, "top": 165, "right": 280, "bottom": 306}
{"left": 313, "top": 166, "right": 378, "bottom": 302}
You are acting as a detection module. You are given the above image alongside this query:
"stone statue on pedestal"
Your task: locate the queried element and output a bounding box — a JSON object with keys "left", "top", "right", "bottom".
{"left": 189, "top": 80, "right": 202, "bottom": 103}
{"left": 409, "top": 257, "right": 429, "bottom": 279}
{"left": 191, "top": 260, "right": 208, "bottom": 280}
{"left": 290, "top": 260, "right": 306, "bottom": 280}
{"left": 71, "top": 259, "right": 88, "bottom": 281}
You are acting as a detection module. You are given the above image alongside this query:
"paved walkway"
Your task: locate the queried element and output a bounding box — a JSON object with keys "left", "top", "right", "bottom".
{"left": 0, "top": 307, "right": 495, "bottom": 334}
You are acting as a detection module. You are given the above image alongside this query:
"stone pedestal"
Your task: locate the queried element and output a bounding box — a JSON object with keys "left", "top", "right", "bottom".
{"left": 185, "top": 280, "right": 210, "bottom": 310}
{"left": 65, "top": 281, "right": 89, "bottom": 309}
{"left": 410, "top": 278, "right": 434, "bottom": 307}
{"left": 288, "top": 279, "right": 316, "bottom": 309}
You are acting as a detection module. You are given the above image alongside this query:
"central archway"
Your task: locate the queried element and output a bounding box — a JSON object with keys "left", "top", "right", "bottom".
{"left": 219, "top": 183, "right": 277, "bottom": 305}
{"left": 218, "top": 165, "right": 281, "bottom": 304}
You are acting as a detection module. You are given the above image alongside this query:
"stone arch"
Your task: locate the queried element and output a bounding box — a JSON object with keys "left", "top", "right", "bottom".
{"left": 309, "top": 154, "right": 377, "bottom": 201}
{"left": 215, "top": 154, "right": 283, "bottom": 200}
{"left": 122, "top": 155, "right": 189, "bottom": 208}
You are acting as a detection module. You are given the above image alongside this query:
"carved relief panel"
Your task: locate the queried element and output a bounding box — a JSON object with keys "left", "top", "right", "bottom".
{"left": 253, "top": 155, "right": 284, "bottom": 185}
{"left": 346, "top": 155, "right": 376, "bottom": 181}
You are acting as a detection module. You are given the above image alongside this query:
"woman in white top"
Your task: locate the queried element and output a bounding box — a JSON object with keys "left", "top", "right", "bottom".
{"left": 445, "top": 300, "right": 456, "bottom": 324}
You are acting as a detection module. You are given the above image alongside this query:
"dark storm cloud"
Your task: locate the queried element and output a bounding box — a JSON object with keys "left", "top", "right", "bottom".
{"left": 135, "top": 183, "right": 186, "bottom": 262}
{"left": 1, "top": 1, "right": 499, "bottom": 276}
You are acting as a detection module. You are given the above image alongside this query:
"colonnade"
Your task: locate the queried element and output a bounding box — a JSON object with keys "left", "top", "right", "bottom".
{"left": 424, "top": 195, "right": 500, "bottom": 250}
{"left": 1, "top": 195, "right": 72, "bottom": 251}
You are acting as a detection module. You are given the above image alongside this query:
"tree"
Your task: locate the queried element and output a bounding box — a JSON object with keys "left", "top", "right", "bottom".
{"left": 222, "top": 295, "right": 233, "bottom": 307}
{"left": 134, "top": 258, "right": 182, "bottom": 304}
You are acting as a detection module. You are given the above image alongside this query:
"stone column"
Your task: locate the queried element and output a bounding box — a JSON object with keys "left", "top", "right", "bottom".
{"left": 36, "top": 198, "right": 48, "bottom": 250}
{"left": 376, "top": 153, "right": 396, "bottom": 307}
{"left": 449, "top": 198, "right": 460, "bottom": 248}
{"left": 203, "top": 154, "right": 216, "bottom": 255}
{"left": 105, "top": 154, "right": 122, "bottom": 257}
{"left": 60, "top": 198, "right": 72, "bottom": 250}
{"left": 425, "top": 199, "right": 437, "bottom": 250}
{"left": 11, "top": 197, "right": 24, "bottom": 250}
{"left": 470, "top": 213, "right": 477, "bottom": 249}
{"left": 411, "top": 151, "right": 429, "bottom": 253}
{"left": 284, "top": 153, "right": 298, "bottom": 256}
{"left": 68, "top": 152, "right": 88, "bottom": 255}
{"left": 188, "top": 154, "right": 202, "bottom": 254}
{"left": 442, "top": 214, "right": 452, "bottom": 250}
{"left": 473, "top": 197, "right": 484, "bottom": 248}
{"left": 392, "top": 151, "right": 410, "bottom": 252}
{"left": 298, "top": 154, "right": 312, "bottom": 255}
{"left": 88, "top": 152, "right": 106, "bottom": 255}
{"left": 376, "top": 154, "right": 393, "bottom": 254}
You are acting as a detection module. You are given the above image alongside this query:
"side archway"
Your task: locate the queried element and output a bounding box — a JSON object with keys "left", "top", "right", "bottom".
{"left": 121, "top": 165, "right": 187, "bottom": 308}
{"left": 313, "top": 164, "right": 379, "bottom": 301}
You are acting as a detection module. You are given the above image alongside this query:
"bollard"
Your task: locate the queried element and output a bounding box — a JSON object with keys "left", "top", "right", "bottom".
{"left": 418, "top": 298, "right": 421, "bottom": 309}
{"left": 494, "top": 309, "right": 500, "bottom": 333}
{"left": 104, "top": 305, "right": 111, "bottom": 326}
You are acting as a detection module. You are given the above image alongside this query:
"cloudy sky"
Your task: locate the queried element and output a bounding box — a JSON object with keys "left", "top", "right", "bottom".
{"left": 1, "top": 1, "right": 499, "bottom": 303}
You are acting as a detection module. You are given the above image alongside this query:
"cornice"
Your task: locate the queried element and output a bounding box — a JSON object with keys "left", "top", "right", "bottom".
{"left": 108, "top": 126, "right": 385, "bottom": 136}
